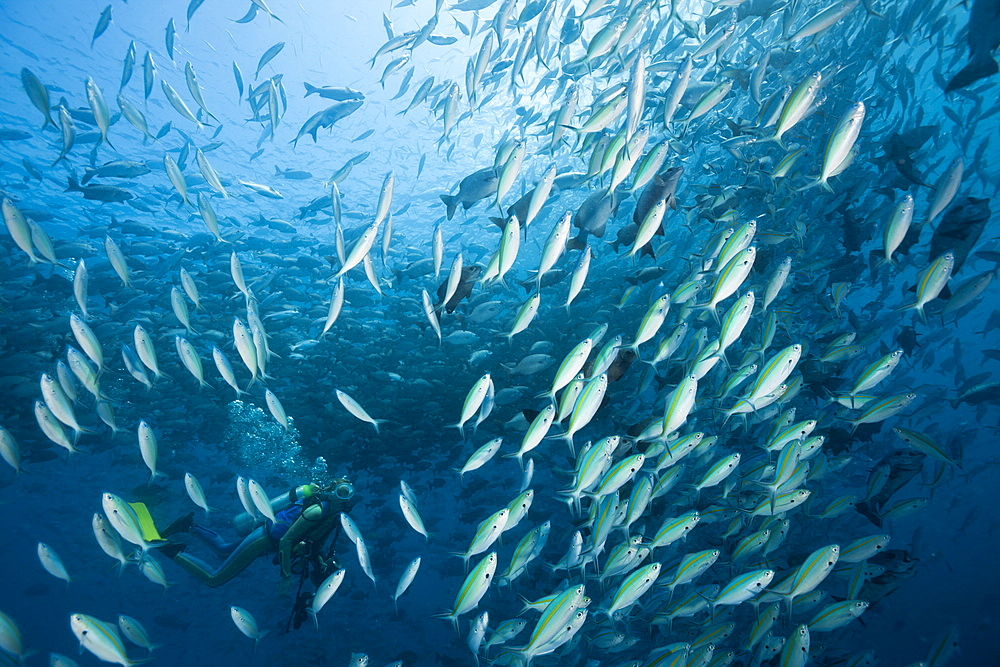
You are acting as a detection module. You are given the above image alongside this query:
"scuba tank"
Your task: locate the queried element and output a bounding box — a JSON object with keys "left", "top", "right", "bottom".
{"left": 232, "top": 483, "right": 316, "bottom": 536}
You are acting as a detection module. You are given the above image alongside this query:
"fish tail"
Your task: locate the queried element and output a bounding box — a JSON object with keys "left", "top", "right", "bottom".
{"left": 794, "top": 177, "right": 829, "bottom": 193}
{"left": 440, "top": 194, "right": 458, "bottom": 220}
{"left": 502, "top": 450, "right": 524, "bottom": 469}
{"left": 566, "top": 233, "right": 587, "bottom": 251}
{"left": 758, "top": 134, "right": 782, "bottom": 149}
{"left": 900, "top": 301, "right": 928, "bottom": 325}
{"left": 566, "top": 438, "right": 576, "bottom": 457}
{"left": 945, "top": 58, "right": 1000, "bottom": 92}
{"left": 873, "top": 255, "right": 895, "bottom": 271}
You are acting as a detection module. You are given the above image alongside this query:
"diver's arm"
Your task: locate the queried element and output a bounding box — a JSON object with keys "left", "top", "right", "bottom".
{"left": 278, "top": 504, "right": 327, "bottom": 578}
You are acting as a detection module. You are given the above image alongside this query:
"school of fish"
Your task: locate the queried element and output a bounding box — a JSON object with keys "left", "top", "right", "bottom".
{"left": 0, "top": 0, "right": 998, "bottom": 665}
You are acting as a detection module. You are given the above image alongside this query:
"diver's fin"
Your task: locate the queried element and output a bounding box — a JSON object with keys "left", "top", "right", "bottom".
{"left": 128, "top": 502, "right": 165, "bottom": 542}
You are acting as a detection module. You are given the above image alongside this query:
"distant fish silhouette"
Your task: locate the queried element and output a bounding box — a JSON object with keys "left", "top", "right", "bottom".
{"left": 945, "top": 0, "right": 1000, "bottom": 91}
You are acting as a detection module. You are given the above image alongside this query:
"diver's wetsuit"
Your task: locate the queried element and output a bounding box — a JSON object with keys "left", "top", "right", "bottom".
{"left": 169, "top": 491, "right": 344, "bottom": 588}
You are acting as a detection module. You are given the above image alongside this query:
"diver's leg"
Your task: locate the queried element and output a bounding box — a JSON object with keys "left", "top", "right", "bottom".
{"left": 169, "top": 526, "right": 272, "bottom": 588}
{"left": 188, "top": 524, "right": 239, "bottom": 557}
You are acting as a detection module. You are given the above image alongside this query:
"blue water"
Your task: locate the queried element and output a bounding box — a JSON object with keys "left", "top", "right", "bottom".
{"left": 0, "top": 0, "right": 998, "bottom": 665}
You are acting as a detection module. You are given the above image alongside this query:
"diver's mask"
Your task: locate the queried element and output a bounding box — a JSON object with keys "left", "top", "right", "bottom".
{"left": 330, "top": 478, "right": 354, "bottom": 501}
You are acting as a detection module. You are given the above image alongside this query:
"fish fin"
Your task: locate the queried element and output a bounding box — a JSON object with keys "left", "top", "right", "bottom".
{"left": 440, "top": 194, "right": 458, "bottom": 220}
{"left": 795, "top": 177, "right": 832, "bottom": 193}
{"left": 945, "top": 58, "right": 1000, "bottom": 92}
{"left": 566, "top": 233, "right": 587, "bottom": 251}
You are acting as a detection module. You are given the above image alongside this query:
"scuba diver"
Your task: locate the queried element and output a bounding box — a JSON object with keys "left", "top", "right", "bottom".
{"left": 157, "top": 477, "right": 356, "bottom": 593}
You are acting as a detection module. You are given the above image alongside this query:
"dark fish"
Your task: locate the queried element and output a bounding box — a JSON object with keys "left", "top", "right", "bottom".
{"left": 625, "top": 266, "right": 668, "bottom": 284}
{"left": 233, "top": 3, "right": 258, "bottom": 23}
{"left": 859, "top": 550, "right": 919, "bottom": 607}
{"left": 92, "top": 5, "right": 112, "bottom": 48}
{"left": 393, "top": 258, "right": 435, "bottom": 282}
{"left": 120, "top": 41, "right": 136, "bottom": 92}
{"left": 633, "top": 167, "right": 683, "bottom": 226}
{"left": 233, "top": 61, "right": 244, "bottom": 99}
{"left": 19, "top": 209, "right": 54, "bottom": 222}
{"left": 303, "top": 83, "right": 365, "bottom": 101}
{"left": 520, "top": 269, "right": 567, "bottom": 290}
{"left": 165, "top": 18, "right": 175, "bottom": 61}
{"left": 841, "top": 207, "right": 868, "bottom": 253}
{"left": 945, "top": 0, "right": 1000, "bottom": 91}
{"left": 929, "top": 197, "right": 990, "bottom": 274}
{"left": 489, "top": 190, "right": 533, "bottom": 229}
{"left": 560, "top": 7, "right": 582, "bottom": 45}
{"left": 881, "top": 125, "right": 937, "bottom": 187}
{"left": 31, "top": 273, "right": 73, "bottom": 297}
{"left": 186, "top": 0, "right": 206, "bottom": 31}
{"left": 73, "top": 132, "right": 101, "bottom": 145}
{"left": 82, "top": 159, "right": 151, "bottom": 184}
{"left": 519, "top": 0, "right": 546, "bottom": 22}
{"left": 126, "top": 199, "right": 155, "bottom": 213}
{"left": 568, "top": 189, "right": 619, "bottom": 249}
{"left": 264, "top": 217, "right": 296, "bottom": 234}
{"left": 613, "top": 223, "right": 639, "bottom": 251}
{"left": 0, "top": 129, "right": 32, "bottom": 141}
{"left": 856, "top": 450, "right": 925, "bottom": 526}
{"left": 255, "top": 41, "right": 285, "bottom": 79}
{"left": 58, "top": 98, "right": 97, "bottom": 126}
{"left": 440, "top": 168, "right": 498, "bottom": 220}
{"left": 436, "top": 265, "right": 482, "bottom": 313}
{"left": 292, "top": 100, "right": 363, "bottom": 146}
{"left": 299, "top": 195, "right": 332, "bottom": 219}
{"left": 953, "top": 381, "right": 1000, "bottom": 407}
{"left": 896, "top": 326, "right": 919, "bottom": 357}
{"left": 65, "top": 176, "right": 134, "bottom": 202}
{"left": 21, "top": 159, "right": 42, "bottom": 181}
{"left": 274, "top": 166, "right": 312, "bottom": 180}
{"left": 347, "top": 151, "right": 370, "bottom": 167}
{"left": 624, "top": 165, "right": 682, "bottom": 259}
{"left": 451, "top": 0, "right": 501, "bottom": 10}
{"left": 390, "top": 67, "right": 415, "bottom": 100}
{"left": 606, "top": 349, "right": 636, "bottom": 384}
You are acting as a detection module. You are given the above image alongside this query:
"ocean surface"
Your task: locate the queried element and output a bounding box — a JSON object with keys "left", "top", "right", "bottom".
{"left": 0, "top": 0, "right": 997, "bottom": 665}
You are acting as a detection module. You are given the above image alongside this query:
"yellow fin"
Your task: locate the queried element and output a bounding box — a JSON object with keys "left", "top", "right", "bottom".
{"left": 128, "top": 502, "right": 164, "bottom": 542}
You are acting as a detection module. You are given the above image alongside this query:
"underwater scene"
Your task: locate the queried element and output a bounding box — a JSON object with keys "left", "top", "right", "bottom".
{"left": 0, "top": 0, "right": 998, "bottom": 665}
